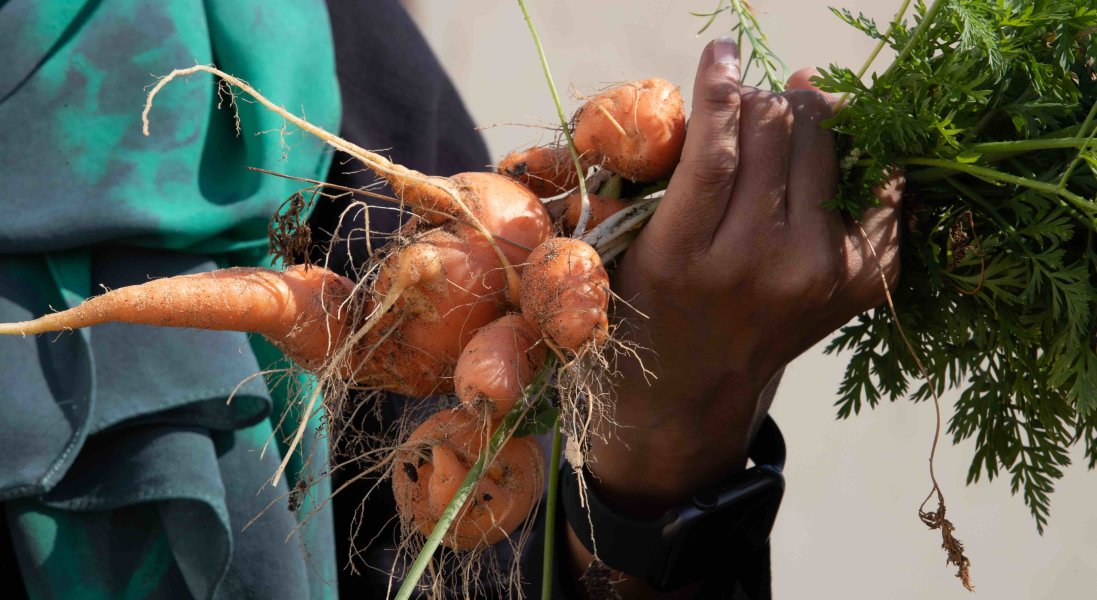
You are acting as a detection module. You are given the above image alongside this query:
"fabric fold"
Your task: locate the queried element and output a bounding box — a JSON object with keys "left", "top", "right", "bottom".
{"left": 1, "top": 0, "right": 341, "bottom": 596}
{"left": 9, "top": 422, "right": 321, "bottom": 599}
{"left": 0, "top": 254, "right": 95, "bottom": 500}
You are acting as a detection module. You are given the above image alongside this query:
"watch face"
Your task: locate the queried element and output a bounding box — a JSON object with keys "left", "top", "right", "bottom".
{"left": 651, "top": 468, "right": 785, "bottom": 591}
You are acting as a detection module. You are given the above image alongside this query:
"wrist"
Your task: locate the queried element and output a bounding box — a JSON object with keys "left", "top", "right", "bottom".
{"left": 585, "top": 365, "right": 769, "bottom": 518}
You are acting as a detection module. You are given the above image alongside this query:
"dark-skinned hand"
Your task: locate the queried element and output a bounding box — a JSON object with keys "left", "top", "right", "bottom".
{"left": 566, "top": 37, "right": 903, "bottom": 599}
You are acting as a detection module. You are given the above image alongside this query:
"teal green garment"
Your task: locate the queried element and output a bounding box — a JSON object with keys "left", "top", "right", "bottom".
{"left": 0, "top": 0, "right": 341, "bottom": 598}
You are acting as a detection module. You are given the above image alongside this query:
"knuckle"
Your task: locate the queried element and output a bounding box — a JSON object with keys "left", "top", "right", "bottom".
{"left": 681, "top": 142, "right": 739, "bottom": 188}
{"left": 783, "top": 89, "right": 833, "bottom": 122}
{"left": 742, "top": 90, "right": 792, "bottom": 129}
{"left": 696, "top": 65, "right": 742, "bottom": 112}
{"left": 763, "top": 251, "right": 833, "bottom": 302}
{"left": 636, "top": 253, "right": 696, "bottom": 289}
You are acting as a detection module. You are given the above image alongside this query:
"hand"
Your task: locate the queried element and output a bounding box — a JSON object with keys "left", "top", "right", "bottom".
{"left": 566, "top": 38, "right": 902, "bottom": 596}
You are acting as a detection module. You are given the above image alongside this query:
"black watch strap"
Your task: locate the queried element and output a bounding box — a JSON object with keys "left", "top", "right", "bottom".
{"left": 561, "top": 415, "right": 786, "bottom": 592}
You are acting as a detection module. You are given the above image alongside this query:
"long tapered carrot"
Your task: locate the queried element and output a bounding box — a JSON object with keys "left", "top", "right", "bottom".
{"left": 0, "top": 265, "right": 355, "bottom": 370}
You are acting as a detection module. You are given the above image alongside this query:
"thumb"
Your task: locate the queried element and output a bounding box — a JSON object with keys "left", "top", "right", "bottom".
{"left": 646, "top": 37, "right": 742, "bottom": 252}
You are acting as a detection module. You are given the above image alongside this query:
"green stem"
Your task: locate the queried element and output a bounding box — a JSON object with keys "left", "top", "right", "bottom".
{"left": 862, "top": 0, "right": 913, "bottom": 76}
{"left": 601, "top": 174, "right": 623, "bottom": 200}
{"left": 891, "top": 129, "right": 1097, "bottom": 186}
{"left": 1058, "top": 99, "right": 1097, "bottom": 188}
{"left": 730, "top": 0, "right": 784, "bottom": 91}
{"left": 905, "top": 157, "right": 1060, "bottom": 194}
{"left": 904, "top": 157, "right": 1096, "bottom": 223}
{"left": 691, "top": 2, "right": 728, "bottom": 35}
{"left": 837, "top": 0, "right": 913, "bottom": 107}
{"left": 517, "top": 0, "right": 593, "bottom": 237}
{"left": 540, "top": 417, "right": 563, "bottom": 600}
{"left": 880, "top": 0, "right": 947, "bottom": 82}
{"left": 895, "top": 136, "right": 1097, "bottom": 184}
{"left": 969, "top": 137, "right": 1097, "bottom": 155}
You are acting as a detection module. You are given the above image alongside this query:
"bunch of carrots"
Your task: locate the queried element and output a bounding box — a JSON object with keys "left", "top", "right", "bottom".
{"left": 0, "top": 70, "right": 686, "bottom": 555}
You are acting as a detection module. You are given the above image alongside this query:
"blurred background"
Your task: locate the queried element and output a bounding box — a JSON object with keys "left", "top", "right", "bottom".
{"left": 402, "top": 1, "right": 1096, "bottom": 598}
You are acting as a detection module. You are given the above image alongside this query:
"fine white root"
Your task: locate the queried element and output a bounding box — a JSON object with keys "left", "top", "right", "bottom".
{"left": 143, "top": 64, "right": 522, "bottom": 302}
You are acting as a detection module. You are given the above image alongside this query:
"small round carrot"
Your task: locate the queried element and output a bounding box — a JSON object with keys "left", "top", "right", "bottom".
{"left": 354, "top": 228, "right": 506, "bottom": 396}
{"left": 315, "top": 173, "right": 554, "bottom": 396}
{"left": 385, "top": 170, "right": 553, "bottom": 305}
{"left": 391, "top": 408, "right": 543, "bottom": 550}
{"left": 520, "top": 237, "right": 609, "bottom": 354}
{"left": 498, "top": 145, "right": 580, "bottom": 197}
{"left": 573, "top": 78, "right": 686, "bottom": 182}
{"left": 448, "top": 172, "right": 554, "bottom": 270}
{"left": 454, "top": 314, "right": 547, "bottom": 416}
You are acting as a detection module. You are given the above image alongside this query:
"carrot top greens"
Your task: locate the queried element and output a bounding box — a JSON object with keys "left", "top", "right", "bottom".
{"left": 712, "top": 0, "right": 1097, "bottom": 533}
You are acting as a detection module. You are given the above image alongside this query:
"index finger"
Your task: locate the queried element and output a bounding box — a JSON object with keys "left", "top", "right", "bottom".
{"left": 643, "top": 37, "right": 742, "bottom": 254}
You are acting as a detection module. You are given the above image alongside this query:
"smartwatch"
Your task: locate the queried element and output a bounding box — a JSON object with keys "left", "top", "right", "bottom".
{"left": 560, "top": 415, "right": 786, "bottom": 592}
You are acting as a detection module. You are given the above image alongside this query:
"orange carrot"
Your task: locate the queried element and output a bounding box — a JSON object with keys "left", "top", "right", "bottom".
{"left": 144, "top": 66, "right": 550, "bottom": 308}
{"left": 447, "top": 172, "right": 554, "bottom": 269}
{"left": 0, "top": 172, "right": 555, "bottom": 397}
{"left": 454, "top": 314, "right": 547, "bottom": 416}
{"left": 353, "top": 228, "right": 506, "bottom": 396}
{"left": 519, "top": 237, "right": 609, "bottom": 354}
{"left": 391, "top": 408, "right": 543, "bottom": 550}
{"left": 0, "top": 265, "right": 354, "bottom": 371}
{"left": 379, "top": 169, "right": 553, "bottom": 305}
{"left": 562, "top": 191, "right": 630, "bottom": 233}
{"left": 498, "top": 145, "right": 580, "bottom": 197}
{"left": 573, "top": 78, "right": 686, "bottom": 182}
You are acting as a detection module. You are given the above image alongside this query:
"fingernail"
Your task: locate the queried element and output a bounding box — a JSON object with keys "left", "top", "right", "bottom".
{"left": 712, "top": 36, "right": 739, "bottom": 68}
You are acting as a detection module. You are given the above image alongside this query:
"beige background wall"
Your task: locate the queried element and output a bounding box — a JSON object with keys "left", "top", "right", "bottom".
{"left": 404, "top": 2, "right": 1096, "bottom": 598}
